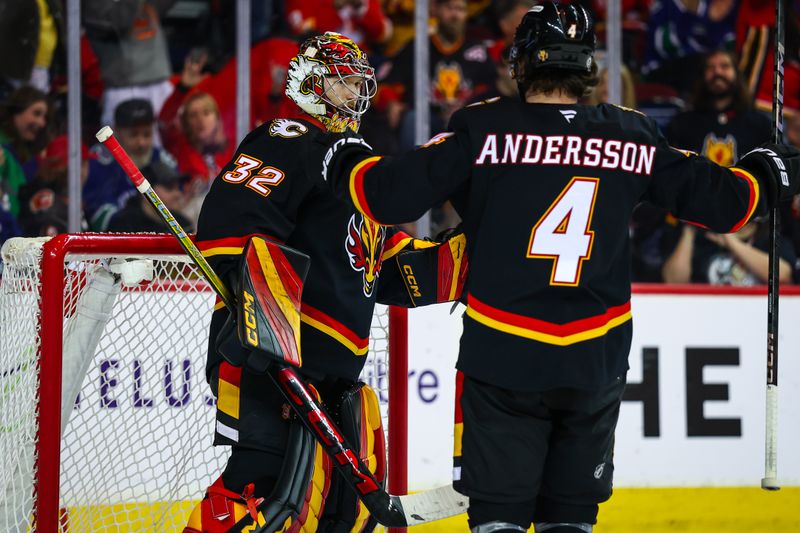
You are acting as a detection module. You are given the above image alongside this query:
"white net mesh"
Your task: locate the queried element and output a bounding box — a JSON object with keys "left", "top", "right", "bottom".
{"left": 0, "top": 236, "right": 394, "bottom": 532}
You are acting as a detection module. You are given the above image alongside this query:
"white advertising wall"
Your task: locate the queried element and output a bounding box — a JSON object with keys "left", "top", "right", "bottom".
{"left": 59, "top": 289, "right": 800, "bottom": 503}
{"left": 406, "top": 289, "right": 800, "bottom": 490}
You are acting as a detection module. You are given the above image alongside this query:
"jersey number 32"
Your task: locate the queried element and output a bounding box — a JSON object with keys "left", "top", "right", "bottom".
{"left": 222, "top": 154, "right": 285, "bottom": 197}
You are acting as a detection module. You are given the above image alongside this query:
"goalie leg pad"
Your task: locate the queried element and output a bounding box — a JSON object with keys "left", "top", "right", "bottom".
{"left": 317, "top": 381, "right": 387, "bottom": 533}
{"left": 202, "top": 372, "right": 335, "bottom": 532}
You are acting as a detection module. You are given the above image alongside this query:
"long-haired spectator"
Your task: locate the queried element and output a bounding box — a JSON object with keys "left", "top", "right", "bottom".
{"left": 667, "top": 49, "right": 770, "bottom": 167}
{"left": 160, "top": 90, "right": 232, "bottom": 224}
{"left": 0, "top": 86, "right": 49, "bottom": 168}
{"left": 178, "top": 92, "right": 231, "bottom": 177}
{"left": 688, "top": 49, "right": 752, "bottom": 115}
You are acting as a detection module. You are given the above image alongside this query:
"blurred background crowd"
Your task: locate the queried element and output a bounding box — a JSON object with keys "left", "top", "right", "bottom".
{"left": 1, "top": 0, "right": 800, "bottom": 286}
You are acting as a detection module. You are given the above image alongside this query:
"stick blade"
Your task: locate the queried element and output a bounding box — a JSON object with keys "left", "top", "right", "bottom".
{"left": 394, "top": 485, "right": 468, "bottom": 526}
{"left": 761, "top": 477, "right": 781, "bottom": 491}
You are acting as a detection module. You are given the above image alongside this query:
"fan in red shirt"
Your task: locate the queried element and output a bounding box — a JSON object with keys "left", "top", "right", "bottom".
{"left": 284, "top": 0, "right": 392, "bottom": 51}
{"left": 159, "top": 38, "right": 298, "bottom": 168}
{"left": 158, "top": 38, "right": 301, "bottom": 189}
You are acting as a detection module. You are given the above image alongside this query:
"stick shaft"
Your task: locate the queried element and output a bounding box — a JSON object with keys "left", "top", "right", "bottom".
{"left": 763, "top": 0, "right": 784, "bottom": 491}
{"left": 97, "top": 127, "right": 235, "bottom": 309}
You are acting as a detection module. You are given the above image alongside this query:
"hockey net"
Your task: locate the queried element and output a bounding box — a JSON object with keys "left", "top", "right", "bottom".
{"left": 0, "top": 234, "right": 407, "bottom": 532}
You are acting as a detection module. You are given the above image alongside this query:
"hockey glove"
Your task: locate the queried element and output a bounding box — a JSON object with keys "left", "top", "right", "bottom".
{"left": 736, "top": 143, "right": 800, "bottom": 207}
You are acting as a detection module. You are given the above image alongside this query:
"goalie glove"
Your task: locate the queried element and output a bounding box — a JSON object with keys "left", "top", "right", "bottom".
{"left": 736, "top": 143, "right": 800, "bottom": 207}
{"left": 394, "top": 228, "right": 469, "bottom": 307}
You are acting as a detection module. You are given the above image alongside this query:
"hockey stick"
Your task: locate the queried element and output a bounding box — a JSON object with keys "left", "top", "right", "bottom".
{"left": 95, "top": 126, "right": 467, "bottom": 527}
{"left": 762, "top": 0, "right": 785, "bottom": 492}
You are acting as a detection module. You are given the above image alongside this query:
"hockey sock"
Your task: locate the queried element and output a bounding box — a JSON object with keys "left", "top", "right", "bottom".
{"left": 221, "top": 446, "right": 285, "bottom": 497}
{"left": 467, "top": 499, "right": 534, "bottom": 531}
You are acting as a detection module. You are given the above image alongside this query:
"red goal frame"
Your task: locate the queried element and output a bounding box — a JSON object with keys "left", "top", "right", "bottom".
{"left": 29, "top": 233, "right": 409, "bottom": 532}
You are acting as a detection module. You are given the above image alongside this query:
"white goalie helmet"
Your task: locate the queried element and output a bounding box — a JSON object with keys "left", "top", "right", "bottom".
{"left": 286, "top": 32, "right": 377, "bottom": 133}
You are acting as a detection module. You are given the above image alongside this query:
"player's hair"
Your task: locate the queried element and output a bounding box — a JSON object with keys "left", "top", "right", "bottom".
{"left": 516, "top": 62, "right": 599, "bottom": 100}
{"left": 690, "top": 49, "right": 752, "bottom": 114}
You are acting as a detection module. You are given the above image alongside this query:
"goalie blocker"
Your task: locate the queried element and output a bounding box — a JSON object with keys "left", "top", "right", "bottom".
{"left": 217, "top": 236, "right": 310, "bottom": 373}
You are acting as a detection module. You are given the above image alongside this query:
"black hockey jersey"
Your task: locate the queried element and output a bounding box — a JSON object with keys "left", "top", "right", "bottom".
{"left": 327, "top": 100, "right": 767, "bottom": 391}
{"left": 666, "top": 108, "right": 771, "bottom": 166}
{"left": 196, "top": 117, "right": 423, "bottom": 382}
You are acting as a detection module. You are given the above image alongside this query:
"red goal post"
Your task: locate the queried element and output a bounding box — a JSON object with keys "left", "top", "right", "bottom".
{"left": 0, "top": 234, "right": 408, "bottom": 532}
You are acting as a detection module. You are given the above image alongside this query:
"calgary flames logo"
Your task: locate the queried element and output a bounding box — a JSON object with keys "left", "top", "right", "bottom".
{"left": 433, "top": 62, "right": 469, "bottom": 104}
{"left": 702, "top": 133, "right": 737, "bottom": 167}
{"left": 345, "top": 214, "right": 386, "bottom": 297}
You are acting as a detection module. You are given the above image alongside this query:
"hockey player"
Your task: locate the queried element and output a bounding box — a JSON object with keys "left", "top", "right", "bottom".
{"left": 320, "top": 4, "right": 800, "bottom": 533}
{"left": 186, "top": 32, "right": 467, "bottom": 532}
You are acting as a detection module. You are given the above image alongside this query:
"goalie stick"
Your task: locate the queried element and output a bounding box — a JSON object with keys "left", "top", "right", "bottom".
{"left": 762, "top": 0, "right": 785, "bottom": 492}
{"left": 95, "top": 126, "right": 468, "bottom": 528}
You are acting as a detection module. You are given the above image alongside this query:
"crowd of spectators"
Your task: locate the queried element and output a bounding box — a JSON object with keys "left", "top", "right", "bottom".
{"left": 1, "top": 0, "right": 799, "bottom": 286}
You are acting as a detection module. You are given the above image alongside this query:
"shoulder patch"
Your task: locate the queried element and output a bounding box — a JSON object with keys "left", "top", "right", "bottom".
{"left": 421, "top": 131, "right": 454, "bottom": 148}
{"left": 269, "top": 119, "right": 309, "bottom": 138}
{"left": 611, "top": 103, "right": 645, "bottom": 116}
{"left": 466, "top": 96, "right": 502, "bottom": 108}
{"left": 670, "top": 146, "right": 698, "bottom": 158}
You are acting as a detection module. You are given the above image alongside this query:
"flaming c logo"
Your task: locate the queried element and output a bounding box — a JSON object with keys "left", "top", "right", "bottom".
{"left": 345, "top": 214, "right": 386, "bottom": 297}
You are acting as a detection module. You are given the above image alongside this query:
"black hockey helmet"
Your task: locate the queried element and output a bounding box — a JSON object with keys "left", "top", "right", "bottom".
{"left": 509, "top": 2, "right": 596, "bottom": 78}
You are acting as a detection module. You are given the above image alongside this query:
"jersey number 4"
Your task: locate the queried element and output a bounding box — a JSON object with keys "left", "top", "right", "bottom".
{"left": 527, "top": 177, "right": 598, "bottom": 286}
{"left": 222, "top": 154, "right": 285, "bottom": 197}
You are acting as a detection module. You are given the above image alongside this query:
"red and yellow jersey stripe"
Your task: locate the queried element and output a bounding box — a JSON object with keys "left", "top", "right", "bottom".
{"left": 196, "top": 233, "right": 283, "bottom": 258}
{"left": 727, "top": 166, "right": 761, "bottom": 233}
{"left": 466, "top": 294, "right": 632, "bottom": 346}
{"left": 348, "top": 156, "right": 383, "bottom": 224}
{"left": 300, "top": 303, "right": 370, "bottom": 356}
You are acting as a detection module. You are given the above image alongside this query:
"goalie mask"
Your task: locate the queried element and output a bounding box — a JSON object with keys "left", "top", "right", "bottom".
{"left": 286, "top": 32, "right": 377, "bottom": 133}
